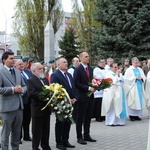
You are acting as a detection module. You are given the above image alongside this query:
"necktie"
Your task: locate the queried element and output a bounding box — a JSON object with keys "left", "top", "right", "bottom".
{"left": 21, "top": 72, "right": 28, "bottom": 82}
{"left": 64, "top": 72, "right": 72, "bottom": 87}
{"left": 64, "top": 72, "right": 69, "bottom": 83}
{"left": 9, "top": 69, "right": 14, "bottom": 76}
{"left": 85, "top": 67, "right": 90, "bottom": 79}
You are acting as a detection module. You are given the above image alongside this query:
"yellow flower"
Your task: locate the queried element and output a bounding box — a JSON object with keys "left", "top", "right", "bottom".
{"left": 46, "top": 98, "right": 50, "bottom": 101}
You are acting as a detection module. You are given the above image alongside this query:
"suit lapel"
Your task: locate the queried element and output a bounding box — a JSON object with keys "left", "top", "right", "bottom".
{"left": 14, "top": 69, "right": 20, "bottom": 85}
{"left": 58, "top": 70, "right": 71, "bottom": 88}
{"left": 2, "top": 67, "right": 16, "bottom": 85}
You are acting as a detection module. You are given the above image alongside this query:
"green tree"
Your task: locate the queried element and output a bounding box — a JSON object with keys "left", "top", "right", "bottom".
{"left": 13, "top": 0, "right": 63, "bottom": 60}
{"left": 93, "top": 0, "right": 150, "bottom": 61}
{"left": 58, "top": 27, "right": 81, "bottom": 65}
{"left": 72, "top": 0, "right": 100, "bottom": 65}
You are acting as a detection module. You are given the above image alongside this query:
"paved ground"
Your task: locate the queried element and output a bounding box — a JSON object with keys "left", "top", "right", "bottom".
{"left": 15, "top": 108, "right": 150, "bottom": 150}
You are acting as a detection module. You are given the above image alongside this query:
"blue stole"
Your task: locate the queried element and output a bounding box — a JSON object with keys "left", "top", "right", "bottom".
{"left": 133, "top": 68, "right": 143, "bottom": 108}
{"left": 119, "top": 80, "right": 127, "bottom": 118}
{"left": 112, "top": 73, "right": 127, "bottom": 118}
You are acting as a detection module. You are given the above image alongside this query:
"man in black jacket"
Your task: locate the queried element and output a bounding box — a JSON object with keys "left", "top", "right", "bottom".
{"left": 74, "top": 51, "right": 97, "bottom": 145}
{"left": 27, "top": 62, "right": 51, "bottom": 150}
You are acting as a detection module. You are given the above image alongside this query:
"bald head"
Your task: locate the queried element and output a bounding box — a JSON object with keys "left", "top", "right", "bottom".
{"left": 79, "top": 51, "right": 89, "bottom": 65}
{"left": 56, "top": 57, "right": 68, "bottom": 71}
{"left": 15, "top": 59, "right": 24, "bottom": 71}
{"left": 72, "top": 57, "right": 79, "bottom": 67}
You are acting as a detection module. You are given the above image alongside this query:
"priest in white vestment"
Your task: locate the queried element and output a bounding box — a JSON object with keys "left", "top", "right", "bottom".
{"left": 145, "top": 71, "right": 150, "bottom": 117}
{"left": 124, "top": 57, "right": 146, "bottom": 121}
{"left": 93, "top": 58, "right": 106, "bottom": 122}
{"left": 102, "top": 63, "right": 127, "bottom": 126}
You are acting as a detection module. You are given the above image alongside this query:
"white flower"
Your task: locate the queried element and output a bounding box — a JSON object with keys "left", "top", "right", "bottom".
{"left": 63, "top": 106, "right": 66, "bottom": 110}
{"left": 57, "top": 111, "right": 61, "bottom": 114}
{"left": 71, "top": 107, "right": 74, "bottom": 111}
{"left": 65, "top": 110, "right": 70, "bottom": 113}
{"left": 67, "top": 104, "right": 71, "bottom": 108}
{"left": 54, "top": 107, "right": 58, "bottom": 110}
{"left": 61, "top": 101, "right": 64, "bottom": 105}
{"left": 69, "top": 114, "right": 72, "bottom": 118}
{"left": 64, "top": 115, "right": 68, "bottom": 118}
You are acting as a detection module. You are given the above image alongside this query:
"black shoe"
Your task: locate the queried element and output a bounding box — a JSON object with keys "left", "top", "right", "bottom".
{"left": 56, "top": 144, "right": 66, "bottom": 150}
{"left": 135, "top": 116, "right": 142, "bottom": 121}
{"left": 129, "top": 116, "right": 135, "bottom": 121}
{"left": 84, "top": 136, "right": 97, "bottom": 142}
{"left": 63, "top": 142, "right": 75, "bottom": 148}
{"left": 130, "top": 118, "right": 135, "bottom": 121}
{"left": 24, "top": 137, "right": 32, "bottom": 141}
{"left": 110, "top": 124, "right": 115, "bottom": 127}
{"left": 96, "top": 118, "right": 103, "bottom": 122}
{"left": 77, "top": 138, "right": 87, "bottom": 145}
{"left": 19, "top": 140, "right": 22, "bottom": 144}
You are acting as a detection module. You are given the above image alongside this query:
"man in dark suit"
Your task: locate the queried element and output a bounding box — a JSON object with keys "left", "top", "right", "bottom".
{"left": 74, "top": 51, "right": 96, "bottom": 145}
{"left": 0, "top": 51, "right": 27, "bottom": 150}
{"left": 27, "top": 62, "right": 51, "bottom": 150}
{"left": 51, "top": 57, "right": 76, "bottom": 150}
{"left": 15, "top": 59, "right": 32, "bottom": 143}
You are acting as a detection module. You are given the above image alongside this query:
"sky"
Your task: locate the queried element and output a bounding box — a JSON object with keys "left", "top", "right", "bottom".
{"left": 0, "top": 0, "right": 77, "bottom": 34}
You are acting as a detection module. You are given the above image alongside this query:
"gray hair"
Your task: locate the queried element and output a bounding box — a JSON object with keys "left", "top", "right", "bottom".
{"left": 132, "top": 57, "right": 139, "bottom": 63}
{"left": 30, "top": 62, "right": 41, "bottom": 73}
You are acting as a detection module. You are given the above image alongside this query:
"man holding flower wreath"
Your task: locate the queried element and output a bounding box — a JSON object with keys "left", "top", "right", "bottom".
{"left": 50, "top": 57, "right": 77, "bottom": 150}
{"left": 27, "top": 62, "right": 51, "bottom": 150}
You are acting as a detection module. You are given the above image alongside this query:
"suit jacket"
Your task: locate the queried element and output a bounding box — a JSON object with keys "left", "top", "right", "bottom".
{"left": 0, "top": 66, "right": 27, "bottom": 112}
{"left": 27, "top": 75, "right": 51, "bottom": 117}
{"left": 74, "top": 64, "right": 94, "bottom": 102}
{"left": 50, "top": 70, "right": 76, "bottom": 99}
{"left": 22, "top": 69, "right": 32, "bottom": 104}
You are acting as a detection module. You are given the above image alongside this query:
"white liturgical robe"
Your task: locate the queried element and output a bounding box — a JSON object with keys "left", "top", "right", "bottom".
{"left": 102, "top": 71, "right": 127, "bottom": 125}
{"left": 124, "top": 66, "right": 146, "bottom": 116}
{"left": 145, "top": 71, "right": 150, "bottom": 116}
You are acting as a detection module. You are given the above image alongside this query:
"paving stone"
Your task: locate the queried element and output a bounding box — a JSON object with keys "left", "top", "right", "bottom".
{"left": 16, "top": 108, "right": 149, "bottom": 150}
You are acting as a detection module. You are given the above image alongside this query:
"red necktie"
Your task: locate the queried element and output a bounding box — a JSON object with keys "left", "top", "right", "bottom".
{"left": 85, "top": 67, "right": 90, "bottom": 79}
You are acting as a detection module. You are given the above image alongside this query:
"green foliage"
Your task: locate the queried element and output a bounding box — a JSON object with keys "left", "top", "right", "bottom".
{"left": 93, "top": 0, "right": 150, "bottom": 61}
{"left": 58, "top": 27, "right": 81, "bottom": 65}
{"left": 72, "top": 0, "right": 100, "bottom": 59}
{"left": 13, "top": 0, "right": 63, "bottom": 60}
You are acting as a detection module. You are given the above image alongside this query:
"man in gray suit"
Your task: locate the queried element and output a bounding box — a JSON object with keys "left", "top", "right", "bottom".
{"left": 0, "top": 51, "right": 27, "bottom": 150}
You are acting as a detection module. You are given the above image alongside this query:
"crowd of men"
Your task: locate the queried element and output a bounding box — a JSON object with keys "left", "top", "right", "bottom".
{"left": 0, "top": 50, "right": 150, "bottom": 150}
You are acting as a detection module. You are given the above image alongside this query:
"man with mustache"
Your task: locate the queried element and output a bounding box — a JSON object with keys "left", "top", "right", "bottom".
{"left": 27, "top": 62, "right": 51, "bottom": 150}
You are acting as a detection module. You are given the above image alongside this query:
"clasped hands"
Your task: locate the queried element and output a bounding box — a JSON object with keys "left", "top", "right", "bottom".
{"left": 136, "top": 76, "right": 143, "bottom": 80}
{"left": 14, "top": 85, "right": 23, "bottom": 93}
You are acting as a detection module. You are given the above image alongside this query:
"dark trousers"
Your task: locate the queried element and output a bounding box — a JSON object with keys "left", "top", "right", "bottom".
{"left": 21, "top": 103, "right": 31, "bottom": 139}
{"left": 92, "top": 98, "right": 105, "bottom": 121}
{"left": 76, "top": 99, "right": 94, "bottom": 139}
{"left": 32, "top": 115, "right": 51, "bottom": 150}
{"left": 55, "top": 118, "right": 71, "bottom": 145}
{"left": 72, "top": 102, "right": 78, "bottom": 123}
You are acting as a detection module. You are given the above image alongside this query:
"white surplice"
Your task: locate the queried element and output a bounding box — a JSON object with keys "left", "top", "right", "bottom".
{"left": 124, "top": 66, "right": 146, "bottom": 116}
{"left": 145, "top": 71, "right": 150, "bottom": 116}
{"left": 102, "top": 71, "right": 127, "bottom": 125}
